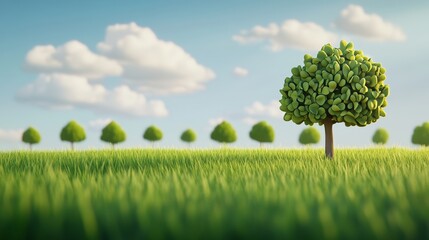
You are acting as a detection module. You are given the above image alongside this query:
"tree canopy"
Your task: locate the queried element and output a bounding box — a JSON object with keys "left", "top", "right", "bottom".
{"left": 249, "top": 121, "right": 275, "bottom": 144}
{"left": 100, "top": 121, "right": 126, "bottom": 146}
{"left": 412, "top": 122, "right": 429, "bottom": 146}
{"left": 372, "top": 128, "right": 389, "bottom": 145}
{"left": 181, "top": 129, "right": 197, "bottom": 143}
{"left": 210, "top": 121, "right": 237, "bottom": 144}
{"left": 299, "top": 127, "right": 320, "bottom": 145}
{"left": 143, "top": 125, "right": 163, "bottom": 142}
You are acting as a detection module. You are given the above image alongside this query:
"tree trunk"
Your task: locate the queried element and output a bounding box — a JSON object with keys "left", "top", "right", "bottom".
{"left": 260, "top": 142, "right": 262, "bottom": 148}
{"left": 71, "top": 142, "right": 74, "bottom": 151}
{"left": 112, "top": 143, "right": 115, "bottom": 150}
{"left": 29, "top": 144, "right": 32, "bottom": 151}
{"left": 324, "top": 118, "right": 334, "bottom": 159}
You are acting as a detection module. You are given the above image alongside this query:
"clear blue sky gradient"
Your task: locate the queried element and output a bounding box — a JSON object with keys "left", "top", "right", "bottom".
{"left": 1, "top": 0, "right": 428, "bottom": 150}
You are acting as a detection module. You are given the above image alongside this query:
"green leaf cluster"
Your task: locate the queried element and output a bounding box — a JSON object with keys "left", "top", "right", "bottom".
{"left": 210, "top": 121, "right": 237, "bottom": 144}
{"left": 101, "top": 121, "right": 126, "bottom": 145}
{"left": 299, "top": 127, "right": 320, "bottom": 145}
{"left": 249, "top": 121, "right": 275, "bottom": 143}
{"left": 412, "top": 122, "right": 429, "bottom": 146}
{"left": 280, "top": 40, "right": 389, "bottom": 127}
{"left": 60, "top": 121, "right": 86, "bottom": 143}
{"left": 372, "top": 128, "right": 389, "bottom": 145}
{"left": 180, "top": 129, "right": 196, "bottom": 143}
{"left": 143, "top": 125, "right": 163, "bottom": 142}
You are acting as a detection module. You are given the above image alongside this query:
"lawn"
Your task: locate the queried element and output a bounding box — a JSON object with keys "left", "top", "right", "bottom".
{"left": 0, "top": 148, "right": 428, "bottom": 239}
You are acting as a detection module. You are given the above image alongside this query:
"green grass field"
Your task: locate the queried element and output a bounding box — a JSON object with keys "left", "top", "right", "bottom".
{"left": 0, "top": 148, "right": 428, "bottom": 239}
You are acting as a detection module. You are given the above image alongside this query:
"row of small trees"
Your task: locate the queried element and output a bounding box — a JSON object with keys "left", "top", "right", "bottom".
{"left": 20, "top": 119, "right": 426, "bottom": 150}
{"left": 22, "top": 120, "right": 197, "bottom": 150}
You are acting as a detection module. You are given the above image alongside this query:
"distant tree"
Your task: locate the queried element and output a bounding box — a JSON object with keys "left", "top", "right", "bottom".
{"left": 372, "top": 128, "right": 389, "bottom": 145}
{"left": 60, "top": 120, "right": 86, "bottom": 150}
{"left": 143, "top": 125, "right": 163, "bottom": 147}
{"left": 412, "top": 122, "right": 429, "bottom": 146}
{"left": 210, "top": 121, "right": 237, "bottom": 145}
{"left": 181, "top": 129, "right": 197, "bottom": 146}
{"left": 249, "top": 121, "right": 275, "bottom": 147}
{"left": 22, "top": 127, "right": 41, "bottom": 150}
{"left": 299, "top": 127, "right": 321, "bottom": 145}
{"left": 100, "top": 121, "right": 126, "bottom": 149}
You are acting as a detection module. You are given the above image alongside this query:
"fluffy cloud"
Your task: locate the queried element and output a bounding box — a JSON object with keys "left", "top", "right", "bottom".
{"left": 21, "top": 22, "right": 215, "bottom": 117}
{"left": 233, "top": 67, "right": 249, "bottom": 77}
{"left": 336, "top": 5, "right": 406, "bottom": 42}
{"left": 97, "top": 22, "right": 215, "bottom": 94}
{"left": 233, "top": 20, "right": 337, "bottom": 51}
{"left": 0, "top": 129, "right": 23, "bottom": 142}
{"left": 242, "top": 101, "right": 283, "bottom": 125}
{"left": 208, "top": 117, "right": 224, "bottom": 127}
{"left": 26, "top": 41, "right": 123, "bottom": 79}
{"left": 89, "top": 118, "right": 112, "bottom": 130}
{"left": 16, "top": 74, "right": 168, "bottom": 117}
{"left": 242, "top": 117, "right": 257, "bottom": 126}
{"left": 245, "top": 100, "right": 283, "bottom": 118}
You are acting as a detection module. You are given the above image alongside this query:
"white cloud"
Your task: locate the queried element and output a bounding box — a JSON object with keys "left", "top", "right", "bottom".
{"left": 242, "top": 101, "right": 282, "bottom": 125}
{"left": 20, "top": 22, "right": 215, "bottom": 118}
{"left": 26, "top": 41, "right": 123, "bottom": 79}
{"left": 336, "top": 5, "right": 406, "bottom": 42}
{"left": 16, "top": 74, "right": 168, "bottom": 117}
{"left": 233, "top": 19, "right": 337, "bottom": 51}
{"left": 97, "top": 22, "right": 215, "bottom": 94}
{"left": 208, "top": 117, "right": 224, "bottom": 127}
{"left": 242, "top": 117, "right": 257, "bottom": 126}
{"left": 245, "top": 100, "right": 282, "bottom": 118}
{"left": 0, "top": 129, "right": 23, "bottom": 142}
{"left": 89, "top": 118, "right": 112, "bottom": 130}
{"left": 233, "top": 67, "right": 248, "bottom": 77}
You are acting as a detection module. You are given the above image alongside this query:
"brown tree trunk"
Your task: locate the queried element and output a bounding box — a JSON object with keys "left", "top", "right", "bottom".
{"left": 71, "top": 142, "right": 74, "bottom": 151}
{"left": 324, "top": 118, "right": 334, "bottom": 159}
{"left": 29, "top": 144, "right": 32, "bottom": 151}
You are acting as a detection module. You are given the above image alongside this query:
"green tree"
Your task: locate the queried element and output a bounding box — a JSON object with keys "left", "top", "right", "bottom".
{"left": 210, "top": 121, "right": 237, "bottom": 144}
{"left": 180, "top": 129, "right": 197, "bottom": 146}
{"left": 249, "top": 121, "right": 275, "bottom": 147}
{"left": 412, "top": 122, "right": 429, "bottom": 146}
{"left": 372, "top": 128, "right": 389, "bottom": 145}
{"left": 60, "top": 120, "right": 86, "bottom": 150}
{"left": 299, "top": 127, "right": 320, "bottom": 145}
{"left": 100, "top": 121, "right": 126, "bottom": 148}
{"left": 143, "top": 125, "right": 163, "bottom": 147}
{"left": 22, "top": 127, "right": 41, "bottom": 150}
{"left": 280, "top": 40, "right": 390, "bottom": 158}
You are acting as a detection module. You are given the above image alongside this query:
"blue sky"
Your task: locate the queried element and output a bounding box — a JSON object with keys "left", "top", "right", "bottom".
{"left": 1, "top": 0, "right": 428, "bottom": 150}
